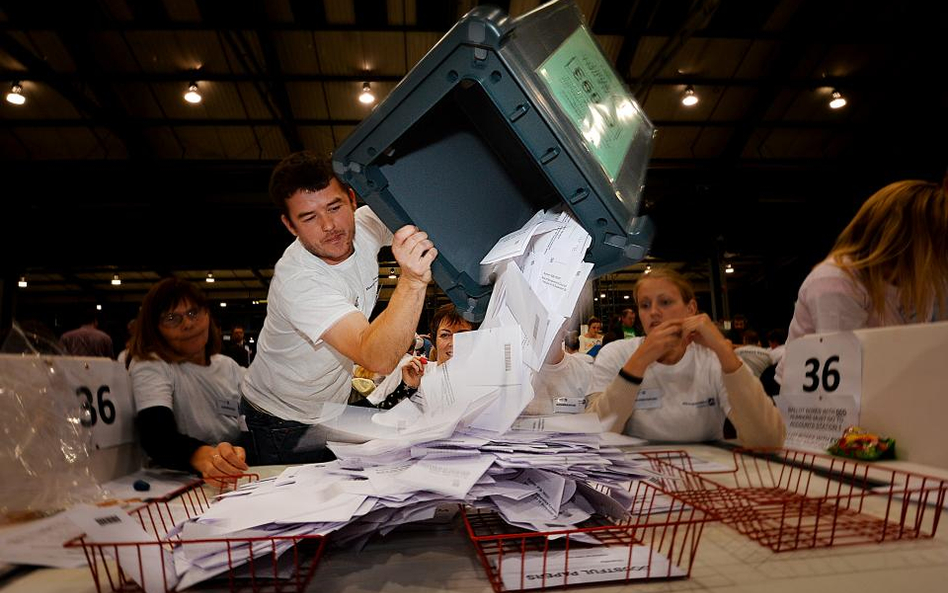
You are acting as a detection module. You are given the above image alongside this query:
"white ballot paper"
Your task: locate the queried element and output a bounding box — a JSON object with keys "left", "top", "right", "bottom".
{"left": 498, "top": 545, "right": 686, "bottom": 590}
{"left": 0, "top": 512, "right": 87, "bottom": 568}
{"left": 67, "top": 504, "right": 178, "bottom": 593}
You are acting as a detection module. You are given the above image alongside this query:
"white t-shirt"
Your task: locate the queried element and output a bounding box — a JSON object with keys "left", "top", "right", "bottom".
{"left": 524, "top": 354, "right": 591, "bottom": 415}
{"left": 130, "top": 355, "right": 244, "bottom": 445}
{"left": 588, "top": 337, "right": 732, "bottom": 442}
{"left": 734, "top": 345, "right": 773, "bottom": 377}
{"left": 578, "top": 334, "right": 602, "bottom": 354}
{"left": 242, "top": 206, "right": 393, "bottom": 422}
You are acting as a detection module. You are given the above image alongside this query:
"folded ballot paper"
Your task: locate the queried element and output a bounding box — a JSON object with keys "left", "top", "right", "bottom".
{"left": 92, "top": 210, "right": 666, "bottom": 590}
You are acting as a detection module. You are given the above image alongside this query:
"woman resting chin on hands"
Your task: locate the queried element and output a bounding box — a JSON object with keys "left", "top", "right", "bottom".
{"left": 587, "top": 269, "right": 785, "bottom": 447}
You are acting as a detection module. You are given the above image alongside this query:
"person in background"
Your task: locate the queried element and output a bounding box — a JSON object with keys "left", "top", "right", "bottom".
{"left": 61, "top": 310, "right": 113, "bottom": 358}
{"left": 600, "top": 314, "right": 626, "bottom": 347}
{"left": 725, "top": 313, "right": 749, "bottom": 345}
{"left": 222, "top": 325, "right": 252, "bottom": 367}
{"left": 368, "top": 303, "right": 473, "bottom": 410}
{"left": 587, "top": 269, "right": 784, "bottom": 447}
{"left": 128, "top": 278, "right": 248, "bottom": 480}
{"left": 116, "top": 318, "right": 136, "bottom": 367}
{"left": 620, "top": 307, "right": 639, "bottom": 338}
{"left": 564, "top": 330, "right": 594, "bottom": 364}
{"left": 240, "top": 152, "right": 436, "bottom": 464}
{"left": 578, "top": 316, "right": 603, "bottom": 354}
{"left": 733, "top": 330, "right": 773, "bottom": 377}
{"left": 765, "top": 328, "right": 787, "bottom": 367}
{"left": 777, "top": 179, "right": 948, "bottom": 383}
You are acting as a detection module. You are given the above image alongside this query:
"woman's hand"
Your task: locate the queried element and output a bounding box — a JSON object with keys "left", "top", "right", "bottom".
{"left": 401, "top": 356, "right": 427, "bottom": 388}
{"left": 191, "top": 442, "right": 249, "bottom": 485}
{"left": 681, "top": 314, "right": 742, "bottom": 373}
{"left": 622, "top": 319, "right": 685, "bottom": 375}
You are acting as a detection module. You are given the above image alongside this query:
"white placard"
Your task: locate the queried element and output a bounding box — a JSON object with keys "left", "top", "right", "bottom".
{"left": 0, "top": 355, "right": 134, "bottom": 449}
{"left": 777, "top": 393, "right": 858, "bottom": 451}
{"left": 781, "top": 331, "right": 863, "bottom": 415}
{"left": 498, "top": 545, "right": 686, "bottom": 590}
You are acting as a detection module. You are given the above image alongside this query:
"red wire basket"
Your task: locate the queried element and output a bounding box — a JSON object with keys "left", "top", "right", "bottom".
{"left": 64, "top": 475, "right": 328, "bottom": 593}
{"left": 463, "top": 478, "right": 710, "bottom": 592}
{"left": 644, "top": 448, "right": 948, "bottom": 552}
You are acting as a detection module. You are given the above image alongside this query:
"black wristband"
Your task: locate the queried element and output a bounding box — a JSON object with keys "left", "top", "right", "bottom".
{"left": 618, "top": 368, "right": 643, "bottom": 384}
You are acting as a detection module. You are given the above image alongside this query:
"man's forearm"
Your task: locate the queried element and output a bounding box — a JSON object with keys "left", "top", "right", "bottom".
{"left": 358, "top": 278, "right": 427, "bottom": 374}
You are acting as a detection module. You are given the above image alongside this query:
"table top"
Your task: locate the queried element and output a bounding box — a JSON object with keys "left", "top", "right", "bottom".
{"left": 3, "top": 444, "right": 947, "bottom": 593}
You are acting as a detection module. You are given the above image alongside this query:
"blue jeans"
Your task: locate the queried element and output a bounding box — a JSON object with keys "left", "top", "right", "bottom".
{"left": 239, "top": 398, "right": 336, "bottom": 465}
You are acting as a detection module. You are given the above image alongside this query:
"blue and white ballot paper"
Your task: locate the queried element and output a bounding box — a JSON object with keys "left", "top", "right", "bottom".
{"left": 91, "top": 210, "right": 680, "bottom": 590}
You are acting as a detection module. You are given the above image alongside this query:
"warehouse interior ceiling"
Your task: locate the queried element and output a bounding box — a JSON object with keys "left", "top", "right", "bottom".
{"left": 2, "top": 0, "right": 946, "bottom": 333}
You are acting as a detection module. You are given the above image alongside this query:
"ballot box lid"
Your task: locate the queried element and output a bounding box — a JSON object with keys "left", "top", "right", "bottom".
{"left": 334, "top": 0, "right": 654, "bottom": 321}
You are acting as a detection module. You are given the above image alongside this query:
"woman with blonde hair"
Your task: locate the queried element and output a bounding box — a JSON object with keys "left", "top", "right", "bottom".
{"left": 587, "top": 268, "right": 785, "bottom": 446}
{"left": 777, "top": 179, "right": 948, "bottom": 381}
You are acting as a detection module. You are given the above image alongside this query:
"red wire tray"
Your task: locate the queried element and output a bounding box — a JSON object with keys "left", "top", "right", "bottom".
{"left": 463, "top": 476, "right": 710, "bottom": 592}
{"left": 65, "top": 475, "right": 327, "bottom": 593}
{"left": 644, "top": 448, "right": 947, "bottom": 552}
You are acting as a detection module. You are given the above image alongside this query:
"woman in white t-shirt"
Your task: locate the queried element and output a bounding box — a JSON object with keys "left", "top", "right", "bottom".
{"left": 128, "top": 278, "right": 249, "bottom": 480}
{"left": 777, "top": 179, "right": 948, "bottom": 383}
{"left": 578, "top": 317, "right": 603, "bottom": 354}
{"left": 587, "top": 269, "right": 785, "bottom": 446}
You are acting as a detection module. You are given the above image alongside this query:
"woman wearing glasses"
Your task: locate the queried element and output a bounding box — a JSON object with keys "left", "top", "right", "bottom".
{"left": 127, "top": 278, "right": 249, "bottom": 480}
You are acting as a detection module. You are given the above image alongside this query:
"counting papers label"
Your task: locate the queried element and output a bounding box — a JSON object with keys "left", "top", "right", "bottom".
{"left": 496, "top": 546, "right": 686, "bottom": 590}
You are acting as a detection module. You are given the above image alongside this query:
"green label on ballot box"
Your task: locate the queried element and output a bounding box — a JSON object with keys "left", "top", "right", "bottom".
{"left": 537, "top": 26, "right": 639, "bottom": 181}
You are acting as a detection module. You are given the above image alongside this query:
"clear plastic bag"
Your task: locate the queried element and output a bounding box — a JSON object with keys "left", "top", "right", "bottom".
{"left": 0, "top": 322, "right": 104, "bottom": 522}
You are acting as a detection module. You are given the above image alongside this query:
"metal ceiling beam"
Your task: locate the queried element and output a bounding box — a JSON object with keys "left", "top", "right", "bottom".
{"left": 631, "top": 0, "right": 722, "bottom": 98}
{"left": 718, "top": 0, "right": 821, "bottom": 163}
{"left": 0, "top": 31, "right": 151, "bottom": 158}
{"left": 0, "top": 20, "right": 939, "bottom": 45}
{"left": 252, "top": 25, "right": 304, "bottom": 152}
{"left": 3, "top": 71, "right": 938, "bottom": 91}
{"left": 0, "top": 118, "right": 875, "bottom": 130}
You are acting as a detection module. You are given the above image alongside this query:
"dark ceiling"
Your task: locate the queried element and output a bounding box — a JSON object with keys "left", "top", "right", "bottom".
{"left": 2, "top": 0, "right": 947, "bottom": 336}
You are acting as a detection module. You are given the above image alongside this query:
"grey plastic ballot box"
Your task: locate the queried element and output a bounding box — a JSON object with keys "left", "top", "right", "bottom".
{"left": 333, "top": 0, "right": 654, "bottom": 322}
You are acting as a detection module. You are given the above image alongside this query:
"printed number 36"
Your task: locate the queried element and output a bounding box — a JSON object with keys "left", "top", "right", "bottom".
{"left": 803, "top": 355, "right": 840, "bottom": 392}
{"left": 75, "top": 386, "right": 116, "bottom": 427}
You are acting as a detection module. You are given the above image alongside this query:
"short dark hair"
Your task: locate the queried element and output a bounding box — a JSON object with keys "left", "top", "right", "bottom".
{"left": 430, "top": 303, "right": 471, "bottom": 335}
{"left": 742, "top": 329, "right": 760, "bottom": 346}
{"left": 268, "top": 151, "right": 344, "bottom": 217}
{"left": 767, "top": 328, "right": 787, "bottom": 345}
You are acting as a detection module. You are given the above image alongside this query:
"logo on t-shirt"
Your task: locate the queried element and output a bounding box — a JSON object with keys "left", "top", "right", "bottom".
{"left": 682, "top": 397, "right": 717, "bottom": 408}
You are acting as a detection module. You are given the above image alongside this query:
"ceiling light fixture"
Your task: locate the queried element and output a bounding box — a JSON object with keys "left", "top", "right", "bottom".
{"left": 644, "top": 265, "right": 652, "bottom": 274}
{"left": 623, "top": 295, "right": 630, "bottom": 300}
{"left": 206, "top": 272, "right": 215, "bottom": 283}
{"left": 358, "top": 82, "right": 375, "bottom": 105}
{"left": 600, "top": 293, "right": 606, "bottom": 299}
{"left": 111, "top": 274, "right": 122, "bottom": 285}
{"left": 220, "top": 302, "right": 227, "bottom": 307}
{"left": 829, "top": 89, "right": 847, "bottom": 109}
{"left": 725, "top": 263, "right": 734, "bottom": 274}
{"left": 18, "top": 276, "right": 27, "bottom": 288}
{"left": 184, "top": 81, "right": 202, "bottom": 104}
{"left": 681, "top": 85, "right": 698, "bottom": 107}
{"left": 96, "top": 304, "right": 102, "bottom": 311}
{"left": 6, "top": 82, "right": 25, "bottom": 105}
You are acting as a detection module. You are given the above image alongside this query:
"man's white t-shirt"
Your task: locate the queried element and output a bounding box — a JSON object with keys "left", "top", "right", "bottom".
{"left": 587, "top": 338, "right": 731, "bottom": 442}
{"left": 242, "top": 206, "right": 393, "bottom": 422}
{"left": 130, "top": 355, "right": 245, "bottom": 445}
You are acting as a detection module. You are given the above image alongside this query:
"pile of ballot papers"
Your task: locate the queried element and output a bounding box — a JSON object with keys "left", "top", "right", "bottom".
{"left": 68, "top": 209, "right": 669, "bottom": 591}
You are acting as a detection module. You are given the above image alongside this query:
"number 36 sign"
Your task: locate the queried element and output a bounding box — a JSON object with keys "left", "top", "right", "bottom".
{"left": 0, "top": 354, "right": 134, "bottom": 450}
{"left": 782, "top": 331, "right": 864, "bottom": 411}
